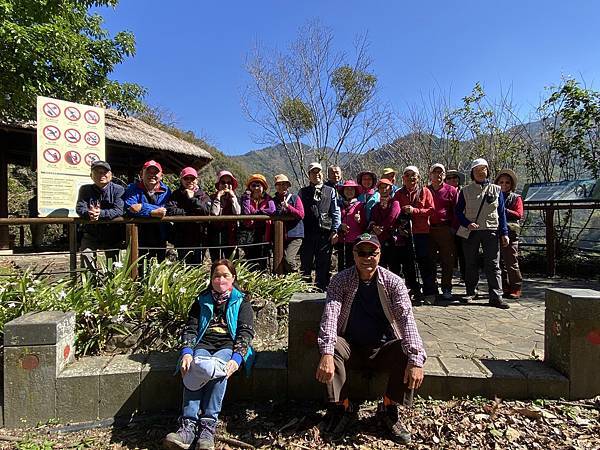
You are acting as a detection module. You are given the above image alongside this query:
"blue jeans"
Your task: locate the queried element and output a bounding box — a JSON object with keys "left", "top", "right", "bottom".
{"left": 182, "top": 348, "right": 232, "bottom": 421}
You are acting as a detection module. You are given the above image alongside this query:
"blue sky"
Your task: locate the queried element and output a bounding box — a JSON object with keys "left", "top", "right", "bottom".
{"left": 100, "top": 1, "right": 600, "bottom": 155}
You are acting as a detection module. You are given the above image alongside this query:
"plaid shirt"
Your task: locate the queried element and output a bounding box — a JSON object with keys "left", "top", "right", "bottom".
{"left": 318, "top": 265, "right": 427, "bottom": 367}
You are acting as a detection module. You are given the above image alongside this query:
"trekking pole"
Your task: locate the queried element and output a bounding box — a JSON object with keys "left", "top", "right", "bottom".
{"left": 407, "top": 217, "right": 422, "bottom": 300}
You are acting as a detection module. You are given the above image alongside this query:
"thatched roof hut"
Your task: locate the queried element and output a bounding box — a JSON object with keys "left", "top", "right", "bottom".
{"left": 0, "top": 109, "right": 213, "bottom": 175}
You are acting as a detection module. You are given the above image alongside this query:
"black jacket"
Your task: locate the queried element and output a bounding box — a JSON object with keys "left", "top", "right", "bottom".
{"left": 75, "top": 182, "right": 125, "bottom": 245}
{"left": 166, "top": 186, "right": 211, "bottom": 247}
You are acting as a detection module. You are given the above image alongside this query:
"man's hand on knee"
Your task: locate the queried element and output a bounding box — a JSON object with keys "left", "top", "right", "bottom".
{"left": 404, "top": 364, "right": 424, "bottom": 390}
{"left": 315, "top": 354, "right": 335, "bottom": 384}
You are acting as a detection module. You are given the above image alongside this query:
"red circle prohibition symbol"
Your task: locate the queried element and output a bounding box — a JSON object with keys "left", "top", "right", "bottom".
{"left": 43, "top": 102, "right": 61, "bottom": 118}
{"left": 64, "top": 106, "right": 81, "bottom": 121}
{"left": 64, "top": 128, "right": 81, "bottom": 144}
{"left": 84, "top": 131, "right": 100, "bottom": 146}
{"left": 85, "top": 153, "right": 100, "bottom": 166}
{"left": 43, "top": 148, "right": 61, "bottom": 163}
{"left": 65, "top": 150, "right": 82, "bottom": 165}
{"left": 43, "top": 125, "right": 61, "bottom": 141}
{"left": 84, "top": 110, "right": 100, "bottom": 125}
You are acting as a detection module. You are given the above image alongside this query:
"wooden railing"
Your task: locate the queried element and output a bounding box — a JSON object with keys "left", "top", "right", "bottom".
{"left": 0, "top": 215, "right": 288, "bottom": 278}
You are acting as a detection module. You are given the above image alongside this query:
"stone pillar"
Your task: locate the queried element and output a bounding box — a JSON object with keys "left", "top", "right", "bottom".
{"left": 545, "top": 288, "right": 600, "bottom": 399}
{"left": 288, "top": 293, "right": 326, "bottom": 400}
{"left": 3, "top": 311, "right": 75, "bottom": 427}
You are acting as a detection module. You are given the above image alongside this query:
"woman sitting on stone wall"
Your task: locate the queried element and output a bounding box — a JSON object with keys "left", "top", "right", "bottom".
{"left": 164, "top": 259, "right": 255, "bottom": 450}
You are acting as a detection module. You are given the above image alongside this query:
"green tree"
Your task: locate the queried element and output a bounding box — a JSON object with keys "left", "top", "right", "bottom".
{"left": 0, "top": 0, "right": 146, "bottom": 121}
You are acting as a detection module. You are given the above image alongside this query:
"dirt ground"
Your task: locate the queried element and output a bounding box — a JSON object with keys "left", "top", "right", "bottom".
{"left": 1, "top": 397, "right": 598, "bottom": 449}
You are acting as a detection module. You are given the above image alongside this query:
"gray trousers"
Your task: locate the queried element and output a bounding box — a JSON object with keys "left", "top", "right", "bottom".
{"left": 461, "top": 229, "right": 502, "bottom": 301}
{"left": 283, "top": 238, "right": 302, "bottom": 273}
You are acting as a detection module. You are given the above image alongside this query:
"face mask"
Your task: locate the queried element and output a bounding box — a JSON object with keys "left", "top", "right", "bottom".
{"left": 212, "top": 276, "right": 234, "bottom": 294}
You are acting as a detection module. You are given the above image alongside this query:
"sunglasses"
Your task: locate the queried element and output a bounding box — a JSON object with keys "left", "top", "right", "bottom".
{"left": 354, "top": 249, "right": 380, "bottom": 258}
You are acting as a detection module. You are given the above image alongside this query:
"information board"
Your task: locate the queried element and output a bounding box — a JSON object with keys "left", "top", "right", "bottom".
{"left": 522, "top": 179, "right": 600, "bottom": 203}
{"left": 36, "top": 96, "right": 105, "bottom": 216}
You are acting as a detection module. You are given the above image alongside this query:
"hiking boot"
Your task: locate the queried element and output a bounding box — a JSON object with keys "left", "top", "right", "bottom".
{"left": 424, "top": 294, "right": 436, "bottom": 305}
{"left": 377, "top": 403, "right": 411, "bottom": 444}
{"left": 490, "top": 298, "right": 510, "bottom": 309}
{"left": 321, "top": 403, "right": 358, "bottom": 438}
{"left": 164, "top": 417, "right": 197, "bottom": 450}
{"left": 507, "top": 289, "right": 521, "bottom": 299}
{"left": 441, "top": 289, "right": 453, "bottom": 301}
{"left": 196, "top": 418, "right": 217, "bottom": 450}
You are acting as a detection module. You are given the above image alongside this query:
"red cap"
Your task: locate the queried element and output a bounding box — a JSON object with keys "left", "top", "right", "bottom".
{"left": 142, "top": 160, "right": 163, "bottom": 172}
{"left": 180, "top": 167, "right": 198, "bottom": 178}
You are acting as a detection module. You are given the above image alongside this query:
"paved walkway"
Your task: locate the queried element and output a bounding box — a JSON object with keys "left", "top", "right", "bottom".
{"left": 415, "top": 276, "right": 600, "bottom": 360}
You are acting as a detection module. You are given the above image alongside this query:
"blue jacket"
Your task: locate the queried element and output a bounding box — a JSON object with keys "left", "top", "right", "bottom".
{"left": 181, "top": 287, "right": 255, "bottom": 372}
{"left": 123, "top": 181, "right": 171, "bottom": 217}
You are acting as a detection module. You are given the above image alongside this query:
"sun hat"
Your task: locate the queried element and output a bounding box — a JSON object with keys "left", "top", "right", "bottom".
{"left": 377, "top": 178, "right": 394, "bottom": 187}
{"left": 429, "top": 163, "right": 446, "bottom": 173}
{"left": 337, "top": 179, "right": 362, "bottom": 195}
{"left": 382, "top": 167, "right": 396, "bottom": 177}
{"left": 180, "top": 167, "right": 198, "bottom": 179}
{"left": 356, "top": 171, "right": 378, "bottom": 189}
{"left": 246, "top": 173, "right": 268, "bottom": 190}
{"left": 403, "top": 165, "right": 420, "bottom": 176}
{"left": 445, "top": 170, "right": 465, "bottom": 185}
{"left": 142, "top": 160, "right": 163, "bottom": 172}
{"left": 182, "top": 355, "right": 228, "bottom": 391}
{"left": 91, "top": 160, "right": 111, "bottom": 172}
{"left": 215, "top": 170, "right": 239, "bottom": 190}
{"left": 494, "top": 169, "right": 518, "bottom": 191}
{"left": 353, "top": 233, "right": 381, "bottom": 249}
{"left": 274, "top": 174, "right": 291, "bottom": 187}
{"left": 307, "top": 162, "right": 323, "bottom": 173}
{"left": 470, "top": 158, "right": 489, "bottom": 171}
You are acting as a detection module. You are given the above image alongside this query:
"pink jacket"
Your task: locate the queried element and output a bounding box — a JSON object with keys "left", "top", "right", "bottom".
{"left": 338, "top": 199, "right": 367, "bottom": 243}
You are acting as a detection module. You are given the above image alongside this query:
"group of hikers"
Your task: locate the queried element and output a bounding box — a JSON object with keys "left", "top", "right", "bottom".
{"left": 74, "top": 157, "right": 525, "bottom": 448}
{"left": 76, "top": 157, "right": 524, "bottom": 307}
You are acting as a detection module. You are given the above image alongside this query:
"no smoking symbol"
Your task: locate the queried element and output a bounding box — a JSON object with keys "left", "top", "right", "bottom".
{"left": 43, "top": 102, "right": 61, "bottom": 118}
{"left": 85, "top": 131, "right": 100, "bottom": 146}
{"left": 84, "top": 110, "right": 100, "bottom": 125}
{"left": 43, "top": 125, "right": 61, "bottom": 141}
{"left": 65, "top": 106, "right": 81, "bottom": 121}
{"left": 64, "top": 128, "right": 81, "bottom": 144}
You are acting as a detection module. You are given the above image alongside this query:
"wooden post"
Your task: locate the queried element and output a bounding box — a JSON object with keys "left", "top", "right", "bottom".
{"left": 68, "top": 223, "right": 77, "bottom": 280}
{"left": 0, "top": 150, "right": 9, "bottom": 249}
{"left": 273, "top": 219, "right": 284, "bottom": 274}
{"left": 126, "top": 223, "right": 139, "bottom": 280}
{"left": 545, "top": 207, "right": 556, "bottom": 277}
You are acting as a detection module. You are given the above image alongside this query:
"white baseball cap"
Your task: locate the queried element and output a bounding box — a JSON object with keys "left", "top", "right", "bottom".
{"left": 403, "top": 165, "right": 420, "bottom": 176}
{"left": 307, "top": 162, "right": 323, "bottom": 173}
{"left": 429, "top": 163, "right": 446, "bottom": 173}
{"left": 470, "top": 158, "right": 489, "bottom": 171}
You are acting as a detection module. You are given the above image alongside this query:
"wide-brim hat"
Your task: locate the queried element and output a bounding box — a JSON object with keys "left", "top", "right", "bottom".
{"left": 337, "top": 179, "right": 362, "bottom": 195}
{"left": 382, "top": 167, "right": 396, "bottom": 177}
{"left": 215, "top": 170, "right": 239, "bottom": 190}
{"left": 182, "top": 355, "right": 227, "bottom": 391}
{"left": 274, "top": 174, "right": 291, "bottom": 187}
{"left": 445, "top": 170, "right": 465, "bottom": 185}
{"left": 356, "top": 171, "right": 378, "bottom": 189}
{"left": 246, "top": 173, "right": 269, "bottom": 190}
{"left": 495, "top": 169, "right": 518, "bottom": 191}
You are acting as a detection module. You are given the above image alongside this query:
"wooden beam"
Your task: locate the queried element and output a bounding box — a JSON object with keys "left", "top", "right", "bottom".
{"left": 0, "top": 149, "right": 9, "bottom": 249}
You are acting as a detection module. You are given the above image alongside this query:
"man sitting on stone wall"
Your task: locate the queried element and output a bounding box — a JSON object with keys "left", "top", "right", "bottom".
{"left": 315, "top": 233, "right": 426, "bottom": 444}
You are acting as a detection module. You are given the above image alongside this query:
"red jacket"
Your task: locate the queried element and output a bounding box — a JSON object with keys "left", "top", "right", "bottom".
{"left": 393, "top": 186, "right": 434, "bottom": 234}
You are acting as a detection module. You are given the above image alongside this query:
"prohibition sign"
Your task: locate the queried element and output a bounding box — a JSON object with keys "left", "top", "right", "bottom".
{"left": 84, "top": 110, "right": 100, "bottom": 125}
{"left": 65, "top": 150, "right": 82, "bottom": 166}
{"left": 84, "top": 131, "right": 100, "bottom": 146}
{"left": 64, "top": 128, "right": 81, "bottom": 144}
{"left": 64, "top": 106, "right": 81, "bottom": 121}
{"left": 85, "top": 153, "right": 100, "bottom": 166}
{"left": 43, "top": 102, "right": 61, "bottom": 118}
{"left": 43, "top": 148, "right": 61, "bottom": 164}
{"left": 43, "top": 125, "right": 61, "bottom": 141}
